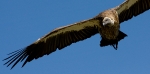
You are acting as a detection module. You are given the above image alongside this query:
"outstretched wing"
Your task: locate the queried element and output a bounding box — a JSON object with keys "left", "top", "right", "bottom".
{"left": 115, "top": 0, "right": 150, "bottom": 23}
{"left": 3, "top": 18, "right": 101, "bottom": 69}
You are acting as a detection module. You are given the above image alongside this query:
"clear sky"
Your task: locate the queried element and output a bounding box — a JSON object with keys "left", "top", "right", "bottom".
{"left": 1, "top": 0, "right": 150, "bottom": 74}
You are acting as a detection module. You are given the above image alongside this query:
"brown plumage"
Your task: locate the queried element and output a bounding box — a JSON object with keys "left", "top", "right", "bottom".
{"left": 3, "top": 0, "right": 150, "bottom": 69}
{"left": 96, "top": 9, "right": 122, "bottom": 49}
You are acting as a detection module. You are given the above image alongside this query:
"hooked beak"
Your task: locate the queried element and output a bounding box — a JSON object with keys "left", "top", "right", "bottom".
{"left": 102, "top": 17, "right": 115, "bottom": 26}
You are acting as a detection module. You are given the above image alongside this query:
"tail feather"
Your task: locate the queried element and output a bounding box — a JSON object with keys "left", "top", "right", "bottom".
{"left": 117, "top": 31, "right": 127, "bottom": 41}
{"left": 100, "top": 30, "right": 127, "bottom": 50}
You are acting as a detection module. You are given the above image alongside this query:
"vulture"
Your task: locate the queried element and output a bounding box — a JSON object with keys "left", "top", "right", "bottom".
{"left": 3, "top": 0, "right": 150, "bottom": 69}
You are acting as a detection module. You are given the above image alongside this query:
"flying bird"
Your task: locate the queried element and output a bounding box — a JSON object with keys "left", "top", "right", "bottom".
{"left": 3, "top": 0, "right": 150, "bottom": 69}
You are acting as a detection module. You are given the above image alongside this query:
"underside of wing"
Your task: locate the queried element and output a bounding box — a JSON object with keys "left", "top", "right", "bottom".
{"left": 3, "top": 18, "right": 101, "bottom": 69}
{"left": 115, "top": 0, "right": 150, "bottom": 23}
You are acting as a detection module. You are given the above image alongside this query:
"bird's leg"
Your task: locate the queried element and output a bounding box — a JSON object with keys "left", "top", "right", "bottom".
{"left": 112, "top": 44, "right": 117, "bottom": 50}
{"left": 116, "top": 41, "right": 118, "bottom": 50}
{"left": 111, "top": 41, "right": 118, "bottom": 50}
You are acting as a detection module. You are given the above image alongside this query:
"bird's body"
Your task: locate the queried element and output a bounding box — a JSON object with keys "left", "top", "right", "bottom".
{"left": 98, "top": 9, "right": 120, "bottom": 40}
{"left": 95, "top": 9, "right": 127, "bottom": 49}
{"left": 3, "top": 0, "right": 150, "bottom": 69}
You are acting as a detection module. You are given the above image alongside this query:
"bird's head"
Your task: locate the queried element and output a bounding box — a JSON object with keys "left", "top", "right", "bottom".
{"left": 102, "top": 17, "right": 115, "bottom": 27}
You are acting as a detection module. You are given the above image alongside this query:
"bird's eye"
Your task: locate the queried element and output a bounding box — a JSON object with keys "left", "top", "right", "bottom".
{"left": 105, "top": 19, "right": 108, "bottom": 21}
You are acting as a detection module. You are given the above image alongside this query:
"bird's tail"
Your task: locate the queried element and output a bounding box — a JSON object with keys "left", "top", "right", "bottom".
{"left": 100, "top": 30, "right": 127, "bottom": 50}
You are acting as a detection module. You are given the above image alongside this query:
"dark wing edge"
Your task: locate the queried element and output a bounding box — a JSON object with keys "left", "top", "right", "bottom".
{"left": 3, "top": 18, "right": 101, "bottom": 69}
{"left": 115, "top": 0, "right": 150, "bottom": 23}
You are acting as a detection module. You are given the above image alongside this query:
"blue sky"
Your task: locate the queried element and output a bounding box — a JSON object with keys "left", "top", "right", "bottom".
{"left": 1, "top": 0, "right": 150, "bottom": 74}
